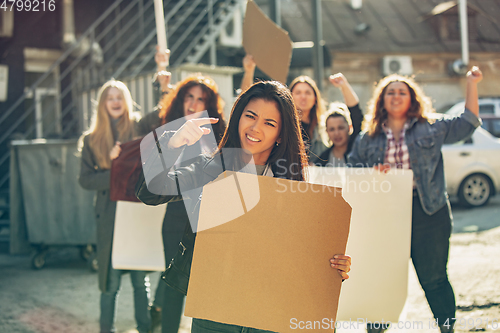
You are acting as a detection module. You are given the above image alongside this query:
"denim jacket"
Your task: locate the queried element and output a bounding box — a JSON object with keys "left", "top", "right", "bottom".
{"left": 348, "top": 109, "right": 481, "bottom": 215}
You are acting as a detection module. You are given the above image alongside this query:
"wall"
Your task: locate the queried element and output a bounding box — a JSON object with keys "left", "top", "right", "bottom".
{"left": 326, "top": 52, "right": 500, "bottom": 114}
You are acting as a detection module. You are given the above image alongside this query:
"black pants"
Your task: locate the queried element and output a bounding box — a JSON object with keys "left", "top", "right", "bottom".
{"left": 410, "top": 194, "right": 456, "bottom": 326}
{"left": 161, "top": 284, "right": 184, "bottom": 333}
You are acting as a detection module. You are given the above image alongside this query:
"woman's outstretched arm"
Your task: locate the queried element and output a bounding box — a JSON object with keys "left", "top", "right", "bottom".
{"left": 329, "top": 73, "right": 359, "bottom": 108}
{"left": 465, "top": 66, "right": 483, "bottom": 117}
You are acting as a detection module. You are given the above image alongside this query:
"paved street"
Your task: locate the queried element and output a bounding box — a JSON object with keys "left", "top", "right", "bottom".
{"left": 1, "top": 196, "right": 499, "bottom": 333}
{"left": 450, "top": 196, "right": 500, "bottom": 233}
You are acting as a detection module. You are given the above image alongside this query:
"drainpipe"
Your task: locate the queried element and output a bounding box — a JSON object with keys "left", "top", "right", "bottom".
{"left": 452, "top": 0, "right": 469, "bottom": 74}
{"left": 459, "top": 0, "right": 469, "bottom": 66}
{"left": 312, "top": 0, "right": 324, "bottom": 91}
{"left": 269, "top": 0, "right": 281, "bottom": 27}
{"left": 62, "top": 0, "right": 76, "bottom": 46}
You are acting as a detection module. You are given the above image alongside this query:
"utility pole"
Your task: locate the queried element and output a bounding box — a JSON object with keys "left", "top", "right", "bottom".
{"left": 269, "top": 0, "right": 281, "bottom": 27}
{"left": 312, "top": 0, "right": 324, "bottom": 91}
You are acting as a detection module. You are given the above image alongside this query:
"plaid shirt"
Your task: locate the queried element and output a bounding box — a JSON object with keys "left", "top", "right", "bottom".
{"left": 382, "top": 122, "right": 411, "bottom": 169}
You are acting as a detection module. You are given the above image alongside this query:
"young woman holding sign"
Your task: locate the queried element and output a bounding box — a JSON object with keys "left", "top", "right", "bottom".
{"left": 136, "top": 81, "right": 351, "bottom": 333}
{"left": 78, "top": 80, "right": 151, "bottom": 333}
{"left": 138, "top": 48, "right": 228, "bottom": 333}
{"left": 240, "top": 55, "right": 328, "bottom": 161}
{"left": 348, "top": 67, "right": 483, "bottom": 333}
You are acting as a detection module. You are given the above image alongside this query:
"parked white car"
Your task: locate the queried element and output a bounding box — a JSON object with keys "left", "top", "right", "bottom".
{"left": 442, "top": 127, "right": 500, "bottom": 207}
{"left": 443, "top": 98, "right": 500, "bottom": 138}
{"left": 444, "top": 97, "right": 500, "bottom": 117}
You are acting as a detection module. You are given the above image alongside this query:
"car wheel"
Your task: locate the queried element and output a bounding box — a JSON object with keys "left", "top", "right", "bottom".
{"left": 32, "top": 251, "right": 47, "bottom": 270}
{"left": 88, "top": 252, "right": 99, "bottom": 272}
{"left": 80, "top": 244, "right": 94, "bottom": 261}
{"left": 458, "top": 173, "right": 492, "bottom": 207}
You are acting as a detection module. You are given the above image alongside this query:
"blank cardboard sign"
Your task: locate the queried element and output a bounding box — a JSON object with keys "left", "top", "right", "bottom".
{"left": 185, "top": 171, "right": 352, "bottom": 332}
{"left": 307, "top": 166, "right": 413, "bottom": 323}
{"left": 112, "top": 201, "right": 167, "bottom": 271}
{"left": 191, "top": 171, "right": 260, "bottom": 232}
{"left": 243, "top": 0, "right": 293, "bottom": 83}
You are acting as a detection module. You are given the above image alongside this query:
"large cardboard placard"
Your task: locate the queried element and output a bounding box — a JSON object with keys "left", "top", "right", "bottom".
{"left": 243, "top": 0, "right": 293, "bottom": 83}
{"left": 185, "top": 171, "right": 352, "bottom": 332}
{"left": 307, "top": 166, "right": 413, "bottom": 324}
{"left": 112, "top": 201, "right": 167, "bottom": 271}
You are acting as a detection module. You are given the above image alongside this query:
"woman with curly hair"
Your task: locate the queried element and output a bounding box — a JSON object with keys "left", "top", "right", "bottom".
{"left": 137, "top": 72, "right": 227, "bottom": 333}
{"left": 138, "top": 74, "right": 226, "bottom": 140}
{"left": 349, "top": 67, "right": 483, "bottom": 333}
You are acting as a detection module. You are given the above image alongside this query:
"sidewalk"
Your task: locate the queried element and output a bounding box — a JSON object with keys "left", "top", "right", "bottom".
{"left": 1, "top": 224, "right": 499, "bottom": 333}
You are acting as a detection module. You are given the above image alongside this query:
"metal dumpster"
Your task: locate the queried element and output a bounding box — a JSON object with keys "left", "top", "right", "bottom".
{"left": 10, "top": 139, "right": 96, "bottom": 269}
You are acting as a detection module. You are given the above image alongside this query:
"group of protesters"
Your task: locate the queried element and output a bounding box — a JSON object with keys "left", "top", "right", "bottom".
{"left": 78, "top": 44, "right": 483, "bottom": 333}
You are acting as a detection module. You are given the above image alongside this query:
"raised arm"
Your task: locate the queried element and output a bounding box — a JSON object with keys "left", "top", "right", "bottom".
{"left": 465, "top": 66, "right": 483, "bottom": 117}
{"left": 440, "top": 66, "right": 483, "bottom": 144}
{"left": 155, "top": 45, "right": 170, "bottom": 72}
{"left": 348, "top": 104, "right": 364, "bottom": 140}
{"left": 329, "top": 73, "right": 359, "bottom": 107}
{"left": 240, "top": 54, "right": 256, "bottom": 94}
{"left": 153, "top": 45, "right": 173, "bottom": 95}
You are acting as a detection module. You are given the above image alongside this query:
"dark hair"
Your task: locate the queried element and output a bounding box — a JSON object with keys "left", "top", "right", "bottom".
{"left": 218, "top": 81, "right": 307, "bottom": 181}
{"left": 326, "top": 112, "right": 349, "bottom": 124}
{"left": 158, "top": 74, "right": 226, "bottom": 142}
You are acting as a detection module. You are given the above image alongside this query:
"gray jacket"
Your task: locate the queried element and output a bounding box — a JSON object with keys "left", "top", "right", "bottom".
{"left": 348, "top": 109, "right": 481, "bottom": 215}
{"left": 78, "top": 134, "right": 117, "bottom": 292}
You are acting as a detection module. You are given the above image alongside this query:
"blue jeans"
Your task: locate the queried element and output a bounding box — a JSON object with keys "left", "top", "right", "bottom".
{"left": 411, "top": 194, "right": 456, "bottom": 327}
{"left": 100, "top": 267, "right": 151, "bottom": 333}
{"left": 192, "top": 319, "right": 277, "bottom": 333}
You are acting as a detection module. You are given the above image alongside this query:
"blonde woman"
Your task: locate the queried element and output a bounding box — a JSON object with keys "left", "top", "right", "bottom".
{"left": 78, "top": 80, "right": 151, "bottom": 333}
{"left": 289, "top": 75, "right": 328, "bottom": 159}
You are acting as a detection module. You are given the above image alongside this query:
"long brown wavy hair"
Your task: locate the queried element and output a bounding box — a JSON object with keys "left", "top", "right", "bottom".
{"left": 364, "top": 74, "right": 434, "bottom": 137}
{"left": 289, "top": 75, "right": 326, "bottom": 139}
{"left": 80, "top": 80, "right": 137, "bottom": 169}
{"left": 218, "top": 81, "right": 308, "bottom": 181}
{"left": 158, "top": 74, "right": 226, "bottom": 142}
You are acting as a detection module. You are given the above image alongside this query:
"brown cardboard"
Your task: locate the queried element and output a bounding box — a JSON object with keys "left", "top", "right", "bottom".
{"left": 242, "top": 0, "right": 293, "bottom": 83}
{"left": 185, "top": 171, "right": 351, "bottom": 332}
